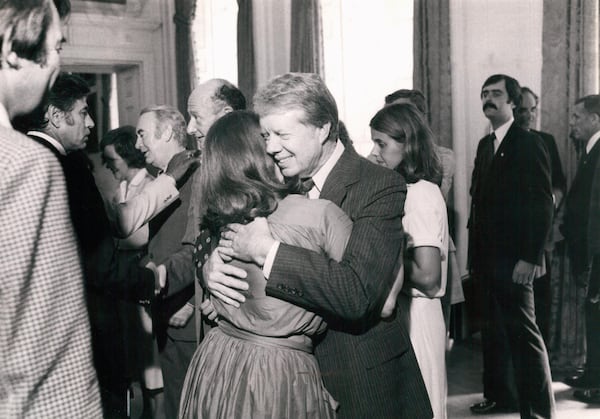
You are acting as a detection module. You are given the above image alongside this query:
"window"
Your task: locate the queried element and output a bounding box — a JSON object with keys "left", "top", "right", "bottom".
{"left": 321, "top": 0, "right": 413, "bottom": 155}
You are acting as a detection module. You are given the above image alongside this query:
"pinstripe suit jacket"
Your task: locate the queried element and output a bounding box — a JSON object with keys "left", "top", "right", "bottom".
{"left": 266, "top": 147, "right": 432, "bottom": 419}
{"left": 0, "top": 126, "right": 102, "bottom": 418}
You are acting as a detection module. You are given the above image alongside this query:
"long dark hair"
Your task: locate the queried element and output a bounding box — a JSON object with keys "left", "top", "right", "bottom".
{"left": 370, "top": 103, "right": 442, "bottom": 185}
{"left": 200, "top": 110, "right": 290, "bottom": 232}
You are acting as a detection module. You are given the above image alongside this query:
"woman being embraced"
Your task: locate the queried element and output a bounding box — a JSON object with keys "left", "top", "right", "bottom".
{"left": 178, "top": 110, "right": 352, "bottom": 419}
{"left": 369, "top": 103, "right": 449, "bottom": 419}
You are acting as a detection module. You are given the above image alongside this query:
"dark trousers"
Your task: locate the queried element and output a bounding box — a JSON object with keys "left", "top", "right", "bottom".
{"left": 533, "top": 250, "right": 553, "bottom": 345}
{"left": 159, "top": 334, "right": 196, "bottom": 418}
{"left": 585, "top": 291, "right": 600, "bottom": 378}
{"left": 481, "top": 275, "right": 555, "bottom": 418}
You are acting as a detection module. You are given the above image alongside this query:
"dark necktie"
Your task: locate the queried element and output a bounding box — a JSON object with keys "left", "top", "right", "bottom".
{"left": 490, "top": 132, "right": 498, "bottom": 155}
{"left": 299, "top": 177, "right": 315, "bottom": 196}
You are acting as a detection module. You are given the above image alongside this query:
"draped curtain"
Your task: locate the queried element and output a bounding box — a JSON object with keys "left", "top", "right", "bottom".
{"left": 237, "top": 0, "right": 256, "bottom": 105}
{"left": 289, "top": 0, "right": 323, "bottom": 75}
{"left": 542, "top": 0, "right": 599, "bottom": 373}
{"left": 174, "top": 0, "right": 197, "bottom": 117}
{"left": 413, "top": 0, "right": 453, "bottom": 150}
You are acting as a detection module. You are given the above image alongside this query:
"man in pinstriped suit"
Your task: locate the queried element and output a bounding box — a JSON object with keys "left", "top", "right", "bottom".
{"left": 204, "top": 73, "right": 432, "bottom": 418}
{"left": 0, "top": 1, "right": 102, "bottom": 417}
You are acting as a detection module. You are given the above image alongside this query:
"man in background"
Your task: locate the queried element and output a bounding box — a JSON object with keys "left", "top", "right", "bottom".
{"left": 514, "top": 86, "right": 566, "bottom": 343}
{"left": 0, "top": 1, "right": 102, "bottom": 417}
{"left": 25, "top": 73, "right": 126, "bottom": 417}
{"left": 468, "top": 74, "right": 555, "bottom": 417}
{"left": 113, "top": 79, "right": 246, "bottom": 344}
{"left": 562, "top": 95, "right": 600, "bottom": 404}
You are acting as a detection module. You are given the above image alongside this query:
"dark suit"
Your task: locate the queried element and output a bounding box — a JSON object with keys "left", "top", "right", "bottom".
{"left": 144, "top": 168, "right": 197, "bottom": 419}
{"left": 469, "top": 123, "right": 555, "bottom": 418}
{"left": 531, "top": 130, "right": 565, "bottom": 343}
{"left": 28, "top": 133, "right": 126, "bottom": 417}
{"left": 563, "top": 139, "right": 600, "bottom": 382}
{"left": 266, "top": 147, "right": 432, "bottom": 419}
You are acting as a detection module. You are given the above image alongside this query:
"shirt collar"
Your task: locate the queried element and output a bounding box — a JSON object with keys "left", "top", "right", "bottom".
{"left": 492, "top": 116, "right": 514, "bottom": 147}
{"left": 311, "top": 140, "right": 345, "bottom": 195}
{"left": 129, "top": 167, "right": 149, "bottom": 187}
{"left": 586, "top": 130, "right": 600, "bottom": 154}
{"left": 0, "top": 103, "right": 11, "bottom": 129}
{"left": 27, "top": 130, "right": 67, "bottom": 156}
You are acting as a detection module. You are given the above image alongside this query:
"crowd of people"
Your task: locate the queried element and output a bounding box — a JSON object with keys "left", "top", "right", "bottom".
{"left": 2, "top": 1, "right": 600, "bottom": 419}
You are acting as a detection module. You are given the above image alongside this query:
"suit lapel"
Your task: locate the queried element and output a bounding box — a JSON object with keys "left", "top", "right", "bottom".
{"left": 320, "top": 148, "right": 361, "bottom": 206}
{"left": 28, "top": 133, "right": 64, "bottom": 163}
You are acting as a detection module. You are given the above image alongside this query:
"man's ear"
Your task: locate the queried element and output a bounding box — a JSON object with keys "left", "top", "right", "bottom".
{"left": 317, "top": 122, "right": 331, "bottom": 144}
{"left": 48, "top": 105, "right": 63, "bottom": 128}
{"left": 221, "top": 105, "right": 233, "bottom": 116}
{"left": 1, "top": 29, "right": 19, "bottom": 70}
{"left": 162, "top": 124, "right": 174, "bottom": 142}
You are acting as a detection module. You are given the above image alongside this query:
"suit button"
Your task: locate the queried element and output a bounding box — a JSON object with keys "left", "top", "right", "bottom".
{"left": 290, "top": 289, "right": 297, "bottom": 295}
{"left": 297, "top": 291, "right": 303, "bottom": 297}
{"left": 277, "top": 284, "right": 284, "bottom": 290}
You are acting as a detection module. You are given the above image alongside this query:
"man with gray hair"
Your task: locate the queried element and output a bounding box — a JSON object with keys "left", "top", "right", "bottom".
{"left": 124, "top": 105, "right": 199, "bottom": 418}
{"left": 0, "top": 0, "right": 102, "bottom": 417}
{"left": 203, "top": 73, "right": 432, "bottom": 418}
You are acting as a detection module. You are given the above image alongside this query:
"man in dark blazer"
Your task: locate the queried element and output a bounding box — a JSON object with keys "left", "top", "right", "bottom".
{"left": 204, "top": 73, "right": 432, "bottom": 419}
{"left": 562, "top": 95, "right": 600, "bottom": 403}
{"left": 468, "top": 74, "right": 555, "bottom": 418}
{"left": 119, "top": 105, "right": 199, "bottom": 419}
{"left": 23, "top": 73, "right": 126, "bottom": 417}
{"left": 515, "top": 87, "right": 567, "bottom": 342}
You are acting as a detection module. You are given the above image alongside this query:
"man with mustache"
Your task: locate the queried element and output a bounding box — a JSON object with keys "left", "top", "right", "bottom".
{"left": 468, "top": 74, "right": 555, "bottom": 417}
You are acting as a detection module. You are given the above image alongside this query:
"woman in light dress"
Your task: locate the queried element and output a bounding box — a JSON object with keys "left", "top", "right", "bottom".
{"left": 369, "top": 103, "right": 449, "bottom": 419}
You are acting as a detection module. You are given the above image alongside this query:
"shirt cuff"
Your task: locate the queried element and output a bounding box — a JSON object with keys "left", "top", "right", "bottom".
{"left": 262, "top": 241, "right": 281, "bottom": 279}
{"left": 161, "top": 173, "right": 177, "bottom": 187}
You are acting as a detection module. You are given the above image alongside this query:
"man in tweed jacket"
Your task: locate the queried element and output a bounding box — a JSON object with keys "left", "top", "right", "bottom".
{"left": 204, "top": 73, "right": 432, "bottom": 419}
{"left": 0, "top": 1, "right": 102, "bottom": 417}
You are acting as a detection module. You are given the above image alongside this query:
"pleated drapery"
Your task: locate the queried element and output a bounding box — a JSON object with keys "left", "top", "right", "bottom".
{"left": 290, "top": 0, "right": 324, "bottom": 75}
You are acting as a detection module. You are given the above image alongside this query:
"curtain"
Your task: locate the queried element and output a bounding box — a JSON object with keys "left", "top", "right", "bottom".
{"left": 413, "top": 0, "right": 452, "bottom": 150}
{"left": 289, "top": 0, "right": 323, "bottom": 75}
{"left": 174, "top": 0, "right": 197, "bottom": 117}
{"left": 237, "top": 0, "right": 256, "bottom": 105}
{"left": 542, "top": 0, "right": 599, "bottom": 374}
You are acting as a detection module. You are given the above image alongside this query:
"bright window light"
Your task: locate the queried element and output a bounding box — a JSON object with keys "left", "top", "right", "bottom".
{"left": 322, "top": 0, "right": 413, "bottom": 156}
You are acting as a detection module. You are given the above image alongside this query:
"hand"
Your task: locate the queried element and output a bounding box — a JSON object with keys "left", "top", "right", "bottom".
{"left": 168, "top": 303, "right": 194, "bottom": 327}
{"left": 512, "top": 260, "right": 536, "bottom": 285}
{"left": 381, "top": 264, "right": 404, "bottom": 318}
{"left": 200, "top": 299, "right": 219, "bottom": 322}
{"left": 202, "top": 247, "right": 248, "bottom": 308}
{"left": 219, "top": 218, "right": 275, "bottom": 265}
{"left": 145, "top": 261, "right": 165, "bottom": 297}
{"left": 165, "top": 150, "right": 201, "bottom": 183}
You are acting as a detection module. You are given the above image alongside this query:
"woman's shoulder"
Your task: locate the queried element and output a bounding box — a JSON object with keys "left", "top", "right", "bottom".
{"left": 406, "top": 180, "right": 445, "bottom": 206}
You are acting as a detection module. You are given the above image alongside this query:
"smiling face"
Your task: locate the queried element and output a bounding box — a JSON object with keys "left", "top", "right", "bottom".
{"left": 186, "top": 83, "right": 230, "bottom": 151}
{"left": 135, "top": 111, "right": 165, "bottom": 168}
{"left": 481, "top": 79, "right": 515, "bottom": 126}
{"left": 260, "top": 109, "right": 328, "bottom": 178}
{"left": 369, "top": 128, "right": 405, "bottom": 169}
{"left": 57, "top": 98, "right": 95, "bottom": 152}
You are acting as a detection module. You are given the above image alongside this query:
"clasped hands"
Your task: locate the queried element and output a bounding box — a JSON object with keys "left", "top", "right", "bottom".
{"left": 201, "top": 217, "right": 275, "bottom": 307}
